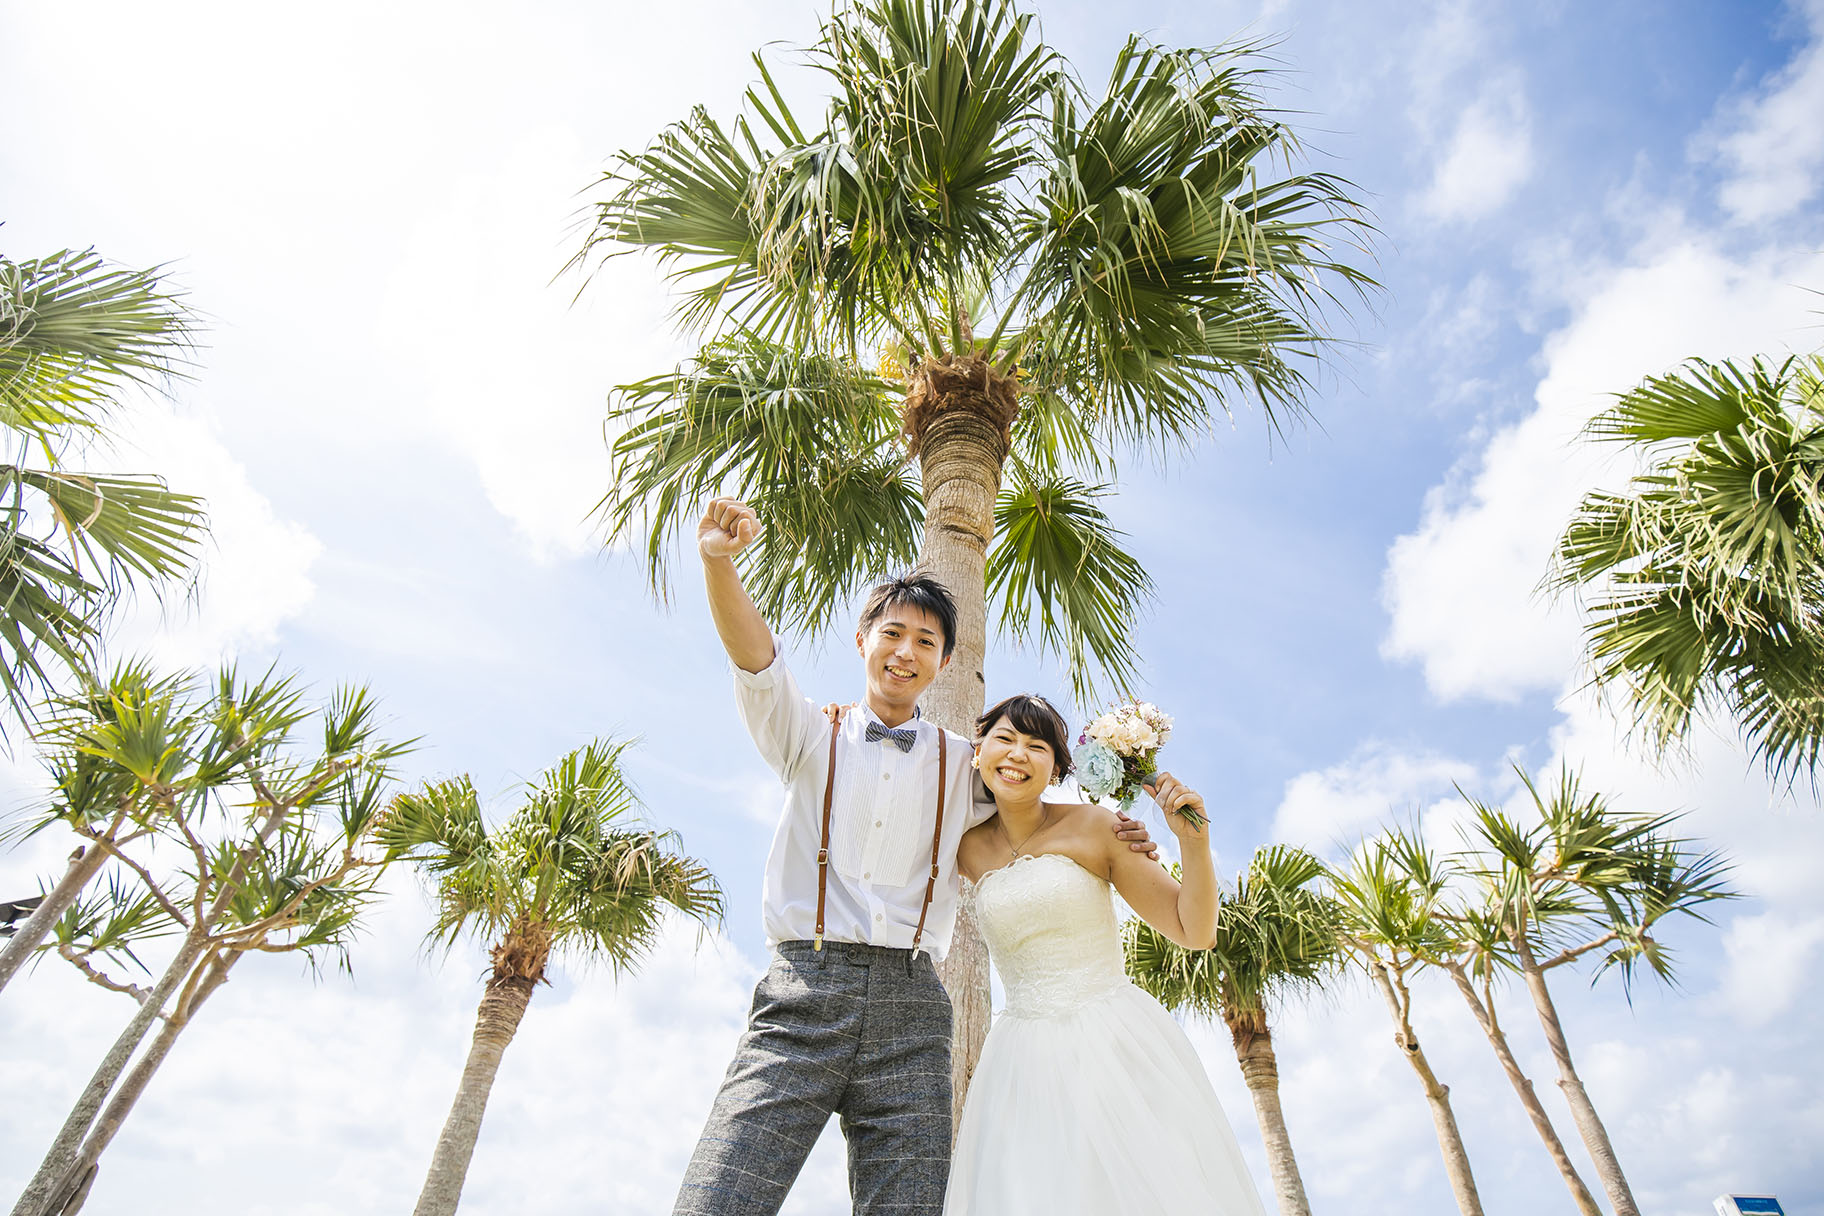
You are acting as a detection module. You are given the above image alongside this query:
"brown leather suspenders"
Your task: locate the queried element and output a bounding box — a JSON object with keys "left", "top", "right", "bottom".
{"left": 912, "top": 733, "right": 947, "bottom": 952}
{"left": 812, "top": 719, "right": 948, "bottom": 954}
{"left": 814, "top": 718, "right": 838, "bottom": 950}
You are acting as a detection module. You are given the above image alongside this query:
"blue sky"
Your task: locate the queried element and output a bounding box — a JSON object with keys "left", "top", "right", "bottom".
{"left": 4, "top": 0, "right": 1824, "bottom": 1212}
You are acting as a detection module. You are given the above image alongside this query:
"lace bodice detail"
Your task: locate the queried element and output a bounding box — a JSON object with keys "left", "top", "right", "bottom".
{"left": 974, "top": 852, "right": 1132, "bottom": 1018}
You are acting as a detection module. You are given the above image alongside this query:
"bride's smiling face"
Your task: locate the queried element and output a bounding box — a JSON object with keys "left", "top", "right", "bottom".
{"left": 976, "top": 717, "right": 1058, "bottom": 799}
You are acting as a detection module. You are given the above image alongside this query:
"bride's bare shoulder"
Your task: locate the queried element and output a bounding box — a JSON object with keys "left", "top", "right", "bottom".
{"left": 958, "top": 818, "right": 1002, "bottom": 881}
{"left": 1052, "top": 799, "right": 1120, "bottom": 833}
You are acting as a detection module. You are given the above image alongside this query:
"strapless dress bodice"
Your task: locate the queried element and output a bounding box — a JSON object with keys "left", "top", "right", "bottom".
{"left": 973, "top": 852, "right": 1131, "bottom": 1018}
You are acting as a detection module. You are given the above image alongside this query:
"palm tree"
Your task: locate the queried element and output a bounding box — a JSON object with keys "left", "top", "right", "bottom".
{"left": 378, "top": 740, "right": 724, "bottom": 1216}
{"left": 1552, "top": 353, "right": 1824, "bottom": 783}
{"left": 576, "top": 0, "right": 1373, "bottom": 1105}
{"left": 36, "top": 809, "right": 389, "bottom": 1215}
{"left": 0, "top": 662, "right": 184, "bottom": 994}
{"left": 0, "top": 248, "right": 208, "bottom": 720}
{"left": 1124, "top": 846, "right": 1340, "bottom": 1216}
{"left": 1456, "top": 767, "right": 1736, "bottom": 1216}
{"left": 1330, "top": 833, "right": 1483, "bottom": 1216}
{"left": 1430, "top": 897, "right": 1602, "bottom": 1216}
{"left": 12, "top": 669, "right": 405, "bottom": 1216}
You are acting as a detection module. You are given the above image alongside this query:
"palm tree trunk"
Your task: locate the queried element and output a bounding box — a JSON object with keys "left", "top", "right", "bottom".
{"left": 47, "top": 951, "right": 238, "bottom": 1215}
{"left": 911, "top": 355, "right": 1013, "bottom": 1126}
{"left": 0, "top": 845, "right": 110, "bottom": 995}
{"left": 1442, "top": 964, "right": 1600, "bottom": 1216}
{"left": 414, "top": 972, "right": 538, "bottom": 1216}
{"left": 12, "top": 926, "right": 209, "bottom": 1216}
{"left": 1362, "top": 962, "right": 1483, "bottom": 1216}
{"left": 1513, "top": 940, "right": 1639, "bottom": 1216}
{"left": 1230, "top": 1022, "right": 1313, "bottom": 1216}
{"left": 17, "top": 802, "right": 290, "bottom": 1216}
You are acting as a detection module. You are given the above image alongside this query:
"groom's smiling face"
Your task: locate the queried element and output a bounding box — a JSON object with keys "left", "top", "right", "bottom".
{"left": 856, "top": 604, "right": 950, "bottom": 721}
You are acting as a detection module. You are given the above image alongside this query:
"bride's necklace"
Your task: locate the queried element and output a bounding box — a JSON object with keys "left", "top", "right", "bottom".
{"left": 1001, "top": 806, "right": 1051, "bottom": 858}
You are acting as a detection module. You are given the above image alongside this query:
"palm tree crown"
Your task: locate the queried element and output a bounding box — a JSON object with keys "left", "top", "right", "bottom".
{"left": 1553, "top": 353, "right": 1824, "bottom": 781}
{"left": 379, "top": 739, "right": 724, "bottom": 980}
{"left": 579, "top": 0, "right": 1372, "bottom": 699}
{"left": 1124, "top": 845, "right": 1340, "bottom": 1035}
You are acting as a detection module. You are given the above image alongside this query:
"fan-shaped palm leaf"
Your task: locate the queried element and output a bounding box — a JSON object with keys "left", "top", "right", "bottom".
{"left": 988, "top": 468, "right": 1150, "bottom": 700}
{"left": 600, "top": 337, "right": 921, "bottom": 636}
{"left": 1553, "top": 354, "right": 1824, "bottom": 782}
{"left": 0, "top": 250, "right": 194, "bottom": 447}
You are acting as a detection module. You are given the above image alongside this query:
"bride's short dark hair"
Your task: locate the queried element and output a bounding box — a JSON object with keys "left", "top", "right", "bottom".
{"left": 975, "top": 694, "right": 1076, "bottom": 782}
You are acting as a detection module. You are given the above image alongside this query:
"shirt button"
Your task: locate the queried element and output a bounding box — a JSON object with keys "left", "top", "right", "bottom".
{"left": 882, "top": 773, "right": 891, "bottom": 781}
{"left": 875, "top": 820, "right": 883, "bottom": 827}
{"left": 875, "top": 914, "right": 884, "bottom": 922}
{"left": 863, "top": 872, "right": 871, "bottom": 879}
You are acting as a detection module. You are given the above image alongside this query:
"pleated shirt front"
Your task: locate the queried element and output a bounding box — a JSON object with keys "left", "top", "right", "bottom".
{"left": 734, "top": 648, "right": 994, "bottom": 962}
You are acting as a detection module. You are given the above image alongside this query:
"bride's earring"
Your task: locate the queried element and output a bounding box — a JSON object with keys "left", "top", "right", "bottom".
{"left": 970, "top": 753, "right": 981, "bottom": 770}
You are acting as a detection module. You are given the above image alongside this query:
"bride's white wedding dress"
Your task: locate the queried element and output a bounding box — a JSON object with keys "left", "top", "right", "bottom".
{"left": 943, "top": 852, "right": 1267, "bottom": 1215}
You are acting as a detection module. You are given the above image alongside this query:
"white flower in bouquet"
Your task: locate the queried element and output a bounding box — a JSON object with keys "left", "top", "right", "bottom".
{"left": 1072, "top": 697, "right": 1203, "bottom": 825}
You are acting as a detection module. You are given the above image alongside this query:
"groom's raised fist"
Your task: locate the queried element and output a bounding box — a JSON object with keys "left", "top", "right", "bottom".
{"left": 699, "top": 497, "right": 763, "bottom": 559}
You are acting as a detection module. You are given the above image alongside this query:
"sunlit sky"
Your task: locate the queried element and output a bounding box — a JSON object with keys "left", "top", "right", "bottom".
{"left": 5, "top": 1, "right": 1824, "bottom": 1212}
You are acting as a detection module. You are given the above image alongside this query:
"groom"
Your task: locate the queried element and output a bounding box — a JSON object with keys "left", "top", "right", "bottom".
{"left": 674, "top": 497, "right": 1155, "bottom": 1216}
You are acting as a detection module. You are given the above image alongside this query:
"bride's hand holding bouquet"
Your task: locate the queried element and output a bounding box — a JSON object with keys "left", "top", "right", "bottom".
{"left": 1140, "top": 771, "right": 1209, "bottom": 845}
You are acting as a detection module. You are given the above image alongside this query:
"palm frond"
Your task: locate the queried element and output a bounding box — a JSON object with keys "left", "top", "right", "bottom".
{"left": 1013, "top": 37, "right": 1373, "bottom": 449}
{"left": 1330, "top": 831, "right": 1460, "bottom": 961}
{"left": 1554, "top": 355, "right": 1824, "bottom": 782}
{"left": 600, "top": 337, "right": 921, "bottom": 635}
{"left": 14, "top": 466, "right": 205, "bottom": 583}
{"left": 987, "top": 467, "right": 1151, "bottom": 703}
{"left": 51, "top": 872, "right": 180, "bottom": 975}
{"left": 807, "top": 0, "right": 1059, "bottom": 349}
{"left": 389, "top": 739, "right": 725, "bottom": 973}
{"left": 0, "top": 507, "right": 99, "bottom": 716}
{"left": 0, "top": 249, "right": 195, "bottom": 450}
{"left": 378, "top": 776, "right": 507, "bottom": 946}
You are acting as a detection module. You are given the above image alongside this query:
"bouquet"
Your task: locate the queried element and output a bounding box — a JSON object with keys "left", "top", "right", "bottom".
{"left": 1071, "top": 699, "right": 1204, "bottom": 826}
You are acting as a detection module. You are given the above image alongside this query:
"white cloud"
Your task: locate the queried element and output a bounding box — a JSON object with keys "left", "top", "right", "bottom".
{"left": 374, "top": 135, "right": 682, "bottom": 561}
{"left": 0, "top": 0, "right": 779, "bottom": 564}
{"left": 1271, "top": 743, "right": 1480, "bottom": 854}
{"left": 1420, "top": 84, "right": 1534, "bottom": 222}
{"left": 1700, "top": 0, "right": 1824, "bottom": 225}
{"left": 1382, "top": 234, "right": 1824, "bottom": 704}
{"left": 89, "top": 398, "right": 323, "bottom": 669}
{"left": 1714, "top": 911, "right": 1824, "bottom": 1028}
{"left": 1398, "top": 4, "right": 1532, "bottom": 223}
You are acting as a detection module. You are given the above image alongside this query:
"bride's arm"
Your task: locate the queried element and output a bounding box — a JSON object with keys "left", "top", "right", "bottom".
{"left": 1105, "top": 773, "right": 1218, "bottom": 949}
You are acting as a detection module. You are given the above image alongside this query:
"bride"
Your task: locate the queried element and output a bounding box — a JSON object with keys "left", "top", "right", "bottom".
{"left": 946, "top": 692, "right": 1265, "bottom": 1215}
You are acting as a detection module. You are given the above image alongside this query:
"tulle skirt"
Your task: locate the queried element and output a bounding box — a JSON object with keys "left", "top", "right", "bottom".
{"left": 944, "top": 981, "right": 1267, "bottom": 1216}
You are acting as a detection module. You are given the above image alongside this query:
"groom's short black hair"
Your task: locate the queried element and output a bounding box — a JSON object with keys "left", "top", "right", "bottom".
{"left": 859, "top": 571, "right": 957, "bottom": 658}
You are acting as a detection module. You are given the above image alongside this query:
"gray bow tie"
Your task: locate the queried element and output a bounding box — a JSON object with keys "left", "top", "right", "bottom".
{"left": 865, "top": 720, "right": 918, "bottom": 753}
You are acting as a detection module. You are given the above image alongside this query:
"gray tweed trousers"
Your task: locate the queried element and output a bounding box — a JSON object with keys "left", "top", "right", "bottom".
{"left": 672, "top": 940, "right": 954, "bottom": 1216}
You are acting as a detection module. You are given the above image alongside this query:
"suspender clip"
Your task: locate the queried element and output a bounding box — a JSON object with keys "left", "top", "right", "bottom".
{"left": 813, "top": 934, "right": 823, "bottom": 951}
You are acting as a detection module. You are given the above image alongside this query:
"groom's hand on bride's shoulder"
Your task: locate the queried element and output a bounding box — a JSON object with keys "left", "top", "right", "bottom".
{"left": 1113, "top": 811, "right": 1160, "bottom": 862}
{"left": 698, "top": 496, "right": 763, "bottom": 559}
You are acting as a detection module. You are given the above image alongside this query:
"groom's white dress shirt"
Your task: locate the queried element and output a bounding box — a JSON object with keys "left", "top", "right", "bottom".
{"left": 734, "top": 646, "right": 996, "bottom": 962}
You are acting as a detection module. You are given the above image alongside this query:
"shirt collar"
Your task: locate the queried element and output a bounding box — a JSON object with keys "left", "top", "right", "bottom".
{"left": 858, "top": 702, "right": 923, "bottom": 731}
